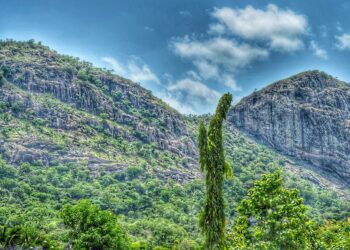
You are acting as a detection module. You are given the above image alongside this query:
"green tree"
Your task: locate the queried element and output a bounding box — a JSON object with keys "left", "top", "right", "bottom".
{"left": 0, "top": 225, "right": 56, "bottom": 249}
{"left": 198, "top": 93, "right": 233, "bottom": 249}
{"left": 317, "top": 219, "right": 350, "bottom": 249}
{"left": 60, "top": 199, "right": 130, "bottom": 250}
{"left": 229, "top": 170, "right": 316, "bottom": 250}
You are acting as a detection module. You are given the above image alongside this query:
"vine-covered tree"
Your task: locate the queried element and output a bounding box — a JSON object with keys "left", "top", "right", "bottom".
{"left": 198, "top": 93, "right": 233, "bottom": 249}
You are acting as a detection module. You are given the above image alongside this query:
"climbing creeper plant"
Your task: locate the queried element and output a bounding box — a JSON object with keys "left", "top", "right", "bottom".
{"left": 198, "top": 93, "right": 233, "bottom": 249}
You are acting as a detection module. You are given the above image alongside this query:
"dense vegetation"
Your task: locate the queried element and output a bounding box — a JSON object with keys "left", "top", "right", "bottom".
{"left": 60, "top": 200, "right": 130, "bottom": 249}
{"left": 230, "top": 170, "right": 315, "bottom": 249}
{"left": 0, "top": 40, "right": 349, "bottom": 249}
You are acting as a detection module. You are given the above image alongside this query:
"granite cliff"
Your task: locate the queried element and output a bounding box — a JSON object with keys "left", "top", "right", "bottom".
{"left": 0, "top": 40, "right": 198, "bottom": 181}
{"left": 230, "top": 71, "right": 350, "bottom": 185}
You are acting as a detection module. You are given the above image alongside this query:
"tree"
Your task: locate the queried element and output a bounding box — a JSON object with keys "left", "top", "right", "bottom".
{"left": 0, "top": 225, "right": 56, "bottom": 249}
{"left": 60, "top": 199, "right": 130, "bottom": 250}
{"left": 317, "top": 219, "right": 350, "bottom": 249}
{"left": 229, "top": 170, "right": 316, "bottom": 250}
{"left": 198, "top": 93, "right": 233, "bottom": 249}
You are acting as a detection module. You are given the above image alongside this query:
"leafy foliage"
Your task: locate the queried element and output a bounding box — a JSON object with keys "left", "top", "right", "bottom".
{"left": 229, "top": 170, "right": 316, "bottom": 250}
{"left": 60, "top": 199, "right": 130, "bottom": 249}
{"left": 0, "top": 225, "right": 57, "bottom": 249}
{"left": 320, "top": 219, "right": 350, "bottom": 249}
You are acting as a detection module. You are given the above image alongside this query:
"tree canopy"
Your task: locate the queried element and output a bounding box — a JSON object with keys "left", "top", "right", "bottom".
{"left": 229, "top": 170, "right": 316, "bottom": 250}
{"left": 60, "top": 199, "right": 130, "bottom": 250}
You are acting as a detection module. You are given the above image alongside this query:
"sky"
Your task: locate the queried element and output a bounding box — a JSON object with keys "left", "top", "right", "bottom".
{"left": 1, "top": 0, "right": 350, "bottom": 114}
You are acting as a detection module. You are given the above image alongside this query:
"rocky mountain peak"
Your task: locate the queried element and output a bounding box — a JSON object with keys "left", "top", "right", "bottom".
{"left": 269, "top": 70, "right": 344, "bottom": 89}
{"left": 229, "top": 71, "right": 350, "bottom": 186}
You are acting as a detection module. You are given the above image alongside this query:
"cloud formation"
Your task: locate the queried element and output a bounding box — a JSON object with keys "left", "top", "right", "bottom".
{"left": 163, "top": 78, "right": 221, "bottom": 114}
{"left": 211, "top": 4, "right": 308, "bottom": 52}
{"left": 170, "top": 4, "right": 309, "bottom": 92}
{"left": 105, "top": 4, "right": 313, "bottom": 115}
{"left": 167, "top": 4, "right": 311, "bottom": 113}
{"left": 310, "top": 41, "right": 328, "bottom": 59}
{"left": 335, "top": 33, "right": 350, "bottom": 50}
{"left": 171, "top": 37, "right": 267, "bottom": 91}
{"left": 101, "top": 56, "right": 160, "bottom": 85}
{"left": 173, "top": 37, "right": 269, "bottom": 71}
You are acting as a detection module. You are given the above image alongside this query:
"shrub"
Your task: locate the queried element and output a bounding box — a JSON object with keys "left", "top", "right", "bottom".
{"left": 127, "top": 166, "right": 144, "bottom": 180}
{"left": 60, "top": 199, "right": 130, "bottom": 249}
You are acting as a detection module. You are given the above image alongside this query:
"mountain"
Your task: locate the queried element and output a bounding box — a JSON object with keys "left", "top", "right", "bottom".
{"left": 0, "top": 40, "right": 198, "bottom": 181}
{"left": 229, "top": 71, "right": 350, "bottom": 186}
{"left": 0, "top": 40, "right": 349, "bottom": 247}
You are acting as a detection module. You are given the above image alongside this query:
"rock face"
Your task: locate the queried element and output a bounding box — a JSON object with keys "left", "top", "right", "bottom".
{"left": 229, "top": 71, "right": 350, "bottom": 184}
{"left": 0, "top": 40, "right": 199, "bottom": 182}
{"left": 1, "top": 41, "right": 349, "bottom": 188}
{"left": 0, "top": 41, "right": 196, "bottom": 158}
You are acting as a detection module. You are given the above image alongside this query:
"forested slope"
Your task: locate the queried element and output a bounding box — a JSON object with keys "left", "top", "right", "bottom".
{"left": 0, "top": 40, "right": 349, "bottom": 248}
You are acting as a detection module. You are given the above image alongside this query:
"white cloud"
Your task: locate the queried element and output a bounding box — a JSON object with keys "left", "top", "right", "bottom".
{"left": 172, "top": 37, "right": 268, "bottom": 75}
{"left": 163, "top": 72, "right": 173, "bottom": 84}
{"left": 186, "top": 70, "right": 202, "bottom": 81}
{"left": 193, "top": 60, "right": 219, "bottom": 79}
{"left": 335, "top": 33, "right": 350, "bottom": 50}
{"left": 101, "top": 57, "right": 126, "bottom": 76}
{"left": 212, "top": 4, "right": 308, "bottom": 52}
{"left": 171, "top": 37, "right": 267, "bottom": 91}
{"left": 168, "top": 3, "right": 310, "bottom": 105}
{"left": 270, "top": 36, "right": 304, "bottom": 52}
{"left": 208, "top": 23, "right": 226, "bottom": 35}
{"left": 222, "top": 75, "right": 241, "bottom": 91}
{"left": 164, "top": 78, "right": 221, "bottom": 114}
{"left": 310, "top": 41, "right": 328, "bottom": 59}
{"left": 101, "top": 56, "right": 160, "bottom": 85}
{"left": 162, "top": 95, "right": 196, "bottom": 114}
{"left": 127, "top": 57, "right": 160, "bottom": 84}
{"left": 336, "top": 22, "right": 343, "bottom": 32}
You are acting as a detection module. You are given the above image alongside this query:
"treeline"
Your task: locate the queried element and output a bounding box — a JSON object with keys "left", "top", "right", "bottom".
{"left": 1, "top": 93, "right": 349, "bottom": 249}
{"left": 1, "top": 171, "right": 349, "bottom": 249}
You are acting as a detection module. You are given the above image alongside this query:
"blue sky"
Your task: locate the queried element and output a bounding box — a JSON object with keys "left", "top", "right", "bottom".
{"left": 1, "top": 0, "right": 350, "bottom": 114}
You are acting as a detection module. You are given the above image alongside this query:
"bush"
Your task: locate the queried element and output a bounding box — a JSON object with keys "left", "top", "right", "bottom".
{"left": 230, "top": 170, "right": 316, "bottom": 249}
{"left": 0, "top": 225, "right": 57, "bottom": 249}
{"left": 0, "top": 159, "right": 17, "bottom": 178}
{"left": 112, "top": 91, "right": 123, "bottom": 102}
{"left": 60, "top": 199, "right": 130, "bottom": 249}
{"left": 127, "top": 166, "right": 144, "bottom": 180}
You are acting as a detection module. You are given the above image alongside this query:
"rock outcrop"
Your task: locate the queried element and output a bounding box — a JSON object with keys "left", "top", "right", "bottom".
{"left": 229, "top": 71, "right": 350, "bottom": 184}
{"left": 0, "top": 41, "right": 196, "bottom": 159}
{"left": 1, "top": 41, "right": 349, "bottom": 189}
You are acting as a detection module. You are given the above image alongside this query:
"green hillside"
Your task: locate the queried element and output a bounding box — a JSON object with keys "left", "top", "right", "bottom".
{"left": 0, "top": 40, "right": 349, "bottom": 249}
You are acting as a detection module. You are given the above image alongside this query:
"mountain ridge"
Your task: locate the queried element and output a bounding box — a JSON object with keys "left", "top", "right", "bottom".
{"left": 0, "top": 40, "right": 349, "bottom": 246}
{"left": 1, "top": 40, "right": 349, "bottom": 190}
{"left": 0, "top": 40, "right": 198, "bottom": 173}
{"left": 230, "top": 70, "right": 350, "bottom": 186}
